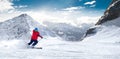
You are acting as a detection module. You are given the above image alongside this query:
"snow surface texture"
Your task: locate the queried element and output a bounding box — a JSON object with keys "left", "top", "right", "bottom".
{"left": 84, "top": 25, "right": 120, "bottom": 43}
{"left": 102, "top": 17, "right": 120, "bottom": 27}
{"left": 0, "top": 30, "right": 120, "bottom": 59}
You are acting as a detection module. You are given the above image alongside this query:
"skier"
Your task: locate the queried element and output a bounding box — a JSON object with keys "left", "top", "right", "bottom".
{"left": 28, "top": 28, "right": 43, "bottom": 48}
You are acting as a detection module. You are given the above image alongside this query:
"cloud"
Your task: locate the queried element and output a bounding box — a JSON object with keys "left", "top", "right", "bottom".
{"left": 63, "top": 6, "right": 85, "bottom": 12}
{"left": 0, "top": 8, "right": 101, "bottom": 27}
{"left": 26, "top": 10, "right": 101, "bottom": 27}
{"left": 0, "top": 9, "right": 23, "bottom": 22}
{"left": 84, "top": 0, "right": 96, "bottom": 5}
{"left": 14, "top": 5, "right": 28, "bottom": 8}
{"left": 0, "top": 0, "right": 28, "bottom": 13}
{"left": 90, "top": 5, "right": 96, "bottom": 7}
{"left": 0, "top": 0, "right": 28, "bottom": 22}
{"left": 0, "top": 0, "right": 14, "bottom": 12}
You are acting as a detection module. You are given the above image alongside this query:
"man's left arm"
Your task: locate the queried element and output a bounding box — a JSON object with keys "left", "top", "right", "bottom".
{"left": 38, "top": 34, "right": 43, "bottom": 39}
{"left": 39, "top": 35, "right": 43, "bottom": 39}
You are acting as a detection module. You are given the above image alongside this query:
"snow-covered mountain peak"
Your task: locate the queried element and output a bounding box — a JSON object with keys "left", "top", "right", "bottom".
{"left": 84, "top": 0, "right": 120, "bottom": 38}
{"left": 18, "top": 14, "right": 28, "bottom": 17}
{"left": 11, "top": 13, "right": 33, "bottom": 21}
{"left": 0, "top": 14, "right": 35, "bottom": 40}
{"left": 96, "top": 0, "right": 120, "bottom": 25}
{"left": 17, "top": 14, "right": 33, "bottom": 20}
{"left": 0, "top": 14, "right": 57, "bottom": 40}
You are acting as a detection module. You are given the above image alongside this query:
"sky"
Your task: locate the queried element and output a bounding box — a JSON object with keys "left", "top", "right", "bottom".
{"left": 12, "top": 0, "right": 111, "bottom": 10}
{"left": 0, "top": 0, "right": 111, "bottom": 12}
{"left": 0, "top": 0, "right": 112, "bottom": 25}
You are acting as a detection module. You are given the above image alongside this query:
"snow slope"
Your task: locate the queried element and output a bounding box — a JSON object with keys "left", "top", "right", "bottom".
{"left": 0, "top": 35, "right": 120, "bottom": 59}
{"left": 102, "top": 17, "right": 120, "bottom": 27}
{"left": 0, "top": 24, "right": 120, "bottom": 59}
{"left": 84, "top": 25, "right": 120, "bottom": 43}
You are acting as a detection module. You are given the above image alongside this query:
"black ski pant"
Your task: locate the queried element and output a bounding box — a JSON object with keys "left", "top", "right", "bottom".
{"left": 28, "top": 40, "right": 38, "bottom": 46}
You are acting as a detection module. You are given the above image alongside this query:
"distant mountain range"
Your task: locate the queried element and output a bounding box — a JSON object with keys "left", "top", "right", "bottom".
{"left": 0, "top": 14, "right": 85, "bottom": 41}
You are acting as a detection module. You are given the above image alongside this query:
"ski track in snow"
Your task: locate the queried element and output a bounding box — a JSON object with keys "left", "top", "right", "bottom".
{"left": 0, "top": 39, "right": 120, "bottom": 59}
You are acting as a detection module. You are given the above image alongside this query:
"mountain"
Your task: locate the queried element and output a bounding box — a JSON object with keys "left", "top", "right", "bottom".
{"left": 96, "top": 0, "right": 120, "bottom": 25}
{"left": 43, "top": 22, "right": 85, "bottom": 41}
{"left": 0, "top": 14, "right": 85, "bottom": 41}
{"left": 0, "top": 14, "right": 31, "bottom": 40}
{"left": 0, "top": 14, "right": 57, "bottom": 40}
{"left": 84, "top": 0, "right": 120, "bottom": 37}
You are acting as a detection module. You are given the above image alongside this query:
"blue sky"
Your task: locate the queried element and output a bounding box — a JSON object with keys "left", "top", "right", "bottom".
{"left": 12, "top": 0, "right": 111, "bottom": 11}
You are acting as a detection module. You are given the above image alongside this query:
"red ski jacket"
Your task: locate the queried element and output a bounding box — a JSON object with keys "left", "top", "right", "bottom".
{"left": 31, "top": 30, "right": 42, "bottom": 40}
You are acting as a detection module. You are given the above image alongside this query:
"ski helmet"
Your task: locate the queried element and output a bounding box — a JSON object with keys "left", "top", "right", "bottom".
{"left": 34, "top": 28, "right": 38, "bottom": 31}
